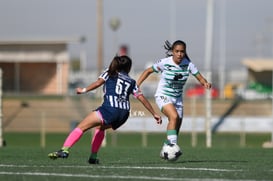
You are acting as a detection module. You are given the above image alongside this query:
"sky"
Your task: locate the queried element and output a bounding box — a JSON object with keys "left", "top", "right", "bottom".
{"left": 0, "top": 0, "right": 273, "bottom": 73}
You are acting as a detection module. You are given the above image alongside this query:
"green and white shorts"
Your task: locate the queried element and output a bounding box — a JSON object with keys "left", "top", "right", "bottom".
{"left": 155, "top": 95, "right": 183, "bottom": 118}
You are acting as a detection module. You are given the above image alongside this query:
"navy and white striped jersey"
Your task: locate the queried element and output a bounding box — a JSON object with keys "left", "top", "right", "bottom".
{"left": 99, "top": 70, "right": 141, "bottom": 110}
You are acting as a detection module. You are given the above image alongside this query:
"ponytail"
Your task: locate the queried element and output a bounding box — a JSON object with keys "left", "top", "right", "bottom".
{"left": 164, "top": 40, "right": 172, "bottom": 57}
{"left": 108, "top": 56, "right": 120, "bottom": 77}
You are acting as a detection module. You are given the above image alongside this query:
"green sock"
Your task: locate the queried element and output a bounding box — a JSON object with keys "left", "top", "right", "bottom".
{"left": 166, "top": 130, "right": 177, "bottom": 144}
{"left": 167, "top": 130, "right": 177, "bottom": 136}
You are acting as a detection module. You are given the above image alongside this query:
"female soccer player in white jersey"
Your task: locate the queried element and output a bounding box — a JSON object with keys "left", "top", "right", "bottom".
{"left": 48, "top": 55, "right": 162, "bottom": 164}
{"left": 137, "top": 40, "right": 211, "bottom": 154}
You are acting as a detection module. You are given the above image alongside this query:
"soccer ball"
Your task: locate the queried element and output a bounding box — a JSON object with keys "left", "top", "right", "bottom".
{"left": 160, "top": 143, "right": 182, "bottom": 161}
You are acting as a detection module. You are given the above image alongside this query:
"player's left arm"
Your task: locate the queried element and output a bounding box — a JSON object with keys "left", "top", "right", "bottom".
{"left": 195, "top": 73, "right": 212, "bottom": 89}
{"left": 189, "top": 62, "right": 212, "bottom": 89}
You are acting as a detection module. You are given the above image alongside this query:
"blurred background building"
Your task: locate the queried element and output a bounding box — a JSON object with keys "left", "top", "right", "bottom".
{"left": 0, "top": 39, "right": 72, "bottom": 95}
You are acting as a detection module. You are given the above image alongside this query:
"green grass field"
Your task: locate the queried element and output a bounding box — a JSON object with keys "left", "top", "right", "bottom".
{"left": 0, "top": 132, "right": 273, "bottom": 181}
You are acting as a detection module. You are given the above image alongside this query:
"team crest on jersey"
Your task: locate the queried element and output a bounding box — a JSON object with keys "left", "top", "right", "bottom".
{"left": 173, "top": 73, "right": 183, "bottom": 81}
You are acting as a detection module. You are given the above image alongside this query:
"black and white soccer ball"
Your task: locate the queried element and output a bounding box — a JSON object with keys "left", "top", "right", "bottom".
{"left": 160, "top": 143, "right": 182, "bottom": 161}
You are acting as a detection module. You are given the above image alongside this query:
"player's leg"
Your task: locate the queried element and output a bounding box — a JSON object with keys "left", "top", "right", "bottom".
{"left": 162, "top": 104, "right": 179, "bottom": 144}
{"left": 155, "top": 96, "right": 179, "bottom": 144}
{"left": 173, "top": 99, "right": 183, "bottom": 158}
{"left": 159, "top": 108, "right": 179, "bottom": 160}
{"left": 63, "top": 111, "right": 102, "bottom": 149}
{"left": 88, "top": 109, "right": 129, "bottom": 164}
{"left": 89, "top": 125, "right": 111, "bottom": 164}
{"left": 48, "top": 111, "right": 102, "bottom": 159}
{"left": 174, "top": 98, "right": 183, "bottom": 136}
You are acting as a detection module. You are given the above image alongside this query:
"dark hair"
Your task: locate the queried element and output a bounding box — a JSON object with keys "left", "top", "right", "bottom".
{"left": 164, "top": 40, "right": 191, "bottom": 61}
{"left": 108, "top": 55, "right": 132, "bottom": 77}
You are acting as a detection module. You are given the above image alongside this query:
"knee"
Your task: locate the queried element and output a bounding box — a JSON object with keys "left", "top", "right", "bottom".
{"left": 169, "top": 114, "right": 179, "bottom": 122}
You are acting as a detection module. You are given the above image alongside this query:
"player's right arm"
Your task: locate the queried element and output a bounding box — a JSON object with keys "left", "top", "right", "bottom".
{"left": 132, "top": 81, "right": 161, "bottom": 124}
{"left": 136, "top": 94, "right": 162, "bottom": 125}
{"left": 76, "top": 78, "right": 105, "bottom": 94}
{"left": 77, "top": 69, "right": 108, "bottom": 94}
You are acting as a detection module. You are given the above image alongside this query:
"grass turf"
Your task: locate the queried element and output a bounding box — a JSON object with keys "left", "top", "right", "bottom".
{"left": 0, "top": 132, "right": 272, "bottom": 181}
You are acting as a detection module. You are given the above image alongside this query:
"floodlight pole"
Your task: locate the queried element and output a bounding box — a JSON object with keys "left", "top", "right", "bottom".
{"left": 271, "top": 19, "right": 273, "bottom": 143}
{"left": 204, "top": 0, "right": 214, "bottom": 148}
{"left": 109, "top": 17, "right": 121, "bottom": 55}
{"left": 97, "top": 0, "right": 104, "bottom": 75}
{"left": 271, "top": 69, "right": 273, "bottom": 144}
{"left": 219, "top": 0, "right": 226, "bottom": 99}
{"left": 80, "top": 36, "right": 87, "bottom": 72}
{"left": 266, "top": 17, "right": 273, "bottom": 145}
{"left": 0, "top": 69, "right": 3, "bottom": 147}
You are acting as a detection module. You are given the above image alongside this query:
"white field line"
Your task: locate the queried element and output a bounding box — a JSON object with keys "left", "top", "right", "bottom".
{"left": 0, "top": 171, "right": 259, "bottom": 181}
{"left": 0, "top": 164, "right": 242, "bottom": 172}
{"left": 0, "top": 164, "right": 265, "bottom": 181}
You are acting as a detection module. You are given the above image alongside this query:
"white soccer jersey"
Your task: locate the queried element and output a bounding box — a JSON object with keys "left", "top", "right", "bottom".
{"left": 152, "top": 56, "right": 199, "bottom": 98}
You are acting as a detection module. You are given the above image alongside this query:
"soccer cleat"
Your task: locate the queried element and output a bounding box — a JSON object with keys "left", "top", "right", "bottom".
{"left": 48, "top": 149, "right": 69, "bottom": 160}
{"left": 88, "top": 157, "right": 99, "bottom": 164}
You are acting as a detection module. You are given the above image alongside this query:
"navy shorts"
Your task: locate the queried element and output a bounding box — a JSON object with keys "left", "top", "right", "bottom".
{"left": 96, "top": 106, "right": 130, "bottom": 130}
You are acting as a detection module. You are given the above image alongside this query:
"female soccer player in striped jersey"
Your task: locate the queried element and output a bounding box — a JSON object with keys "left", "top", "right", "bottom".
{"left": 48, "top": 55, "right": 162, "bottom": 164}
{"left": 137, "top": 40, "right": 211, "bottom": 156}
